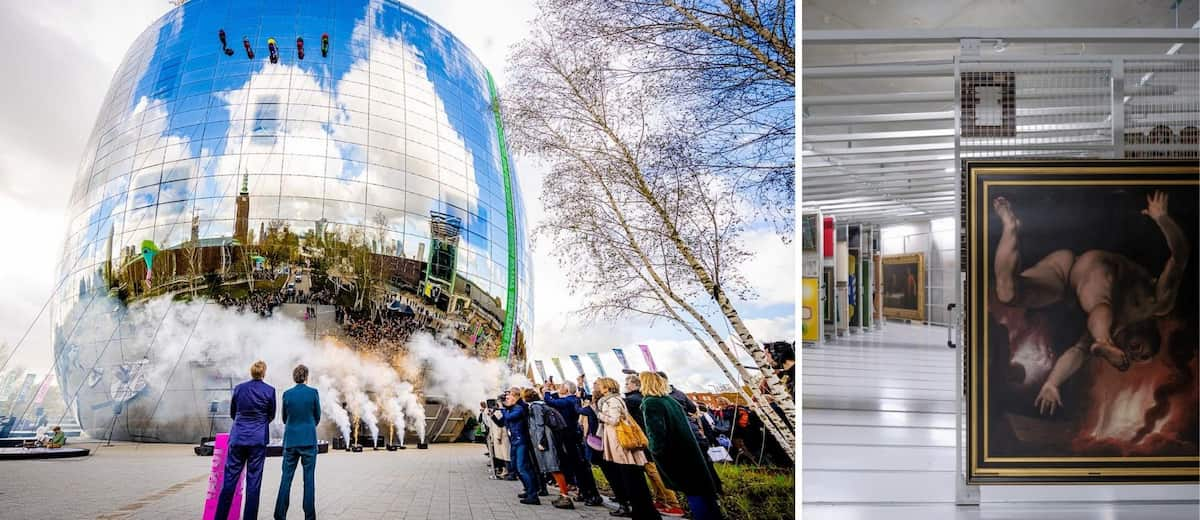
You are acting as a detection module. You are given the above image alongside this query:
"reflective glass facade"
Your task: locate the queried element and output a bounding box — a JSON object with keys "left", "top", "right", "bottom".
{"left": 52, "top": 0, "right": 532, "bottom": 442}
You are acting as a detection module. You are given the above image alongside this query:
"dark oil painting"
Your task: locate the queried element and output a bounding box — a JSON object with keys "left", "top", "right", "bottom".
{"left": 968, "top": 160, "right": 1199, "bottom": 483}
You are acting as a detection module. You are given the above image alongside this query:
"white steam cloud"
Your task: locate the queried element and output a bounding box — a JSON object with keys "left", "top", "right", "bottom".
{"left": 95, "top": 296, "right": 522, "bottom": 443}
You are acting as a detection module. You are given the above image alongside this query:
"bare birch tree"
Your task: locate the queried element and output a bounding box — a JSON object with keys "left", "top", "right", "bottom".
{"left": 504, "top": 26, "right": 795, "bottom": 458}
{"left": 536, "top": 0, "right": 795, "bottom": 236}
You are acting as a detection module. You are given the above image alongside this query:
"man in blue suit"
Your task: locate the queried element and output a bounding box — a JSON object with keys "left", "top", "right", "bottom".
{"left": 216, "top": 360, "right": 276, "bottom": 520}
{"left": 274, "top": 364, "right": 321, "bottom": 520}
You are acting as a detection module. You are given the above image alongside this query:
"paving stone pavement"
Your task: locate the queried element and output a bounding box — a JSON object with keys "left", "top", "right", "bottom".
{"left": 0, "top": 441, "right": 619, "bottom": 519}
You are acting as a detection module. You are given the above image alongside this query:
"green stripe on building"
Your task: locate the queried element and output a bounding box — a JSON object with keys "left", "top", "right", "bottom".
{"left": 486, "top": 70, "right": 519, "bottom": 361}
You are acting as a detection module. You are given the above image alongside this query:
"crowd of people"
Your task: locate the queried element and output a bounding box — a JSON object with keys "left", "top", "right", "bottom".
{"left": 286, "top": 287, "right": 337, "bottom": 306}
{"left": 338, "top": 304, "right": 441, "bottom": 348}
{"left": 479, "top": 371, "right": 727, "bottom": 519}
{"left": 214, "top": 291, "right": 284, "bottom": 317}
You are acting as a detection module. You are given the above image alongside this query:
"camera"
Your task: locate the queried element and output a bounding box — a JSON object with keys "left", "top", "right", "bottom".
{"left": 763, "top": 341, "right": 794, "bottom": 368}
{"left": 489, "top": 392, "right": 509, "bottom": 411}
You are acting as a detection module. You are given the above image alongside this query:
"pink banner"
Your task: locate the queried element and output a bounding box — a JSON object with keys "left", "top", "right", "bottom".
{"left": 638, "top": 344, "right": 658, "bottom": 372}
{"left": 203, "top": 433, "right": 243, "bottom": 520}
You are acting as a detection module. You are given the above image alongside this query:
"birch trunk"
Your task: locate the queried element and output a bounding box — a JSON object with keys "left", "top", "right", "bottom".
{"left": 600, "top": 218, "right": 795, "bottom": 459}
{"left": 579, "top": 156, "right": 795, "bottom": 460}
{"left": 588, "top": 109, "right": 797, "bottom": 423}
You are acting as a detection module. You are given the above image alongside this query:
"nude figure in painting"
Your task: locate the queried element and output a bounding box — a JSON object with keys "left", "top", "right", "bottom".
{"left": 992, "top": 191, "right": 1189, "bottom": 415}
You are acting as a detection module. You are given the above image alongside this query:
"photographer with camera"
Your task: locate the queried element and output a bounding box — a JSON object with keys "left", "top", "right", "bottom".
{"left": 495, "top": 388, "right": 540, "bottom": 505}
{"left": 481, "top": 399, "right": 511, "bottom": 478}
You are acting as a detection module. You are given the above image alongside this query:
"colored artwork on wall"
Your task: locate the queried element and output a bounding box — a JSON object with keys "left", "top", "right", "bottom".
{"left": 967, "top": 160, "right": 1199, "bottom": 483}
{"left": 861, "top": 257, "right": 872, "bottom": 328}
{"left": 874, "top": 255, "right": 883, "bottom": 323}
{"left": 802, "top": 214, "right": 819, "bottom": 251}
{"left": 823, "top": 217, "right": 834, "bottom": 257}
{"left": 802, "top": 278, "right": 820, "bottom": 342}
{"left": 882, "top": 253, "right": 925, "bottom": 322}
{"left": 848, "top": 253, "right": 857, "bottom": 322}
{"left": 823, "top": 267, "right": 834, "bottom": 326}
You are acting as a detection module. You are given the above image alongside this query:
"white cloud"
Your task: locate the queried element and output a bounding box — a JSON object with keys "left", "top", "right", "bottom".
{"left": 736, "top": 228, "right": 797, "bottom": 307}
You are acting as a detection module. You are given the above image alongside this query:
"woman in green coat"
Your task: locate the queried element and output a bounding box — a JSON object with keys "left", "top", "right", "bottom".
{"left": 639, "top": 372, "right": 723, "bottom": 520}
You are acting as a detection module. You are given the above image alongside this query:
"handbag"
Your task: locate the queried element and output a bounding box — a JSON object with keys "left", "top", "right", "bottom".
{"left": 614, "top": 407, "right": 649, "bottom": 450}
{"left": 707, "top": 446, "right": 732, "bottom": 463}
{"left": 586, "top": 433, "right": 604, "bottom": 452}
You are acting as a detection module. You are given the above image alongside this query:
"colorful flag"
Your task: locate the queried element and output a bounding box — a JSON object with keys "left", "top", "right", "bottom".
{"left": 586, "top": 352, "right": 607, "bottom": 377}
{"left": 639, "top": 344, "right": 658, "bottom": 372}
{"left": 569, "top": 354, "right": 586, "bottom": 377}
{"left": 613, "top": 348, "right": 630, "bottom": 371}
{"left": 550, "top": 357, "right": 566, "bottom": 381}
{"left": 534, "top": 360, "right": 548, "bottom": 383}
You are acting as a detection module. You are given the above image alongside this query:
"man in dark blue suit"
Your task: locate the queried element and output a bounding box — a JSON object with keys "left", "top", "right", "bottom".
{"left": 274, "top": 364, "right": 321, "bottom": 520}
{"left": 216, "top": 360, "right": 276, "bottom": 520}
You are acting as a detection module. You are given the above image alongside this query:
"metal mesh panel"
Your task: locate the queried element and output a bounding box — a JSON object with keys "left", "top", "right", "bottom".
{"left": 956, "top": 57, "right": 1200, "bottom": 273}
{"left": 959, "top": 60, "right": 1115, "bottom": 158}
{"left": 1123, "top": 58, "right": 1200, "bottom": 158}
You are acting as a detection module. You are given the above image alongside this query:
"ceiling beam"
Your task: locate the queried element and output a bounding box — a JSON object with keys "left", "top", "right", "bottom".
{"left": 803, "top": 92, "right": 953, "bottom": 106}
{"left": 803, "top": 121, "right": 1116, "bottom": 143}
{"left": 803, "top": 105, "right": 1134, "bottom": 126}
{"left": 803, "top": 180, "right": 958, "bottom": 195}
{"left": 807, "top": 134, "right": 1115, "bottom": 156}
{"left": 808, "top": 196, "right": 956, "bottom": 208}
{"left": 802, "top": 28, "right": 1200, "bottom": 45}
{"left": 803, "top": 153, "right": 955, "bottom": 168}
{"left": 804, "top": 169, "right": 953, "bottom": 182}
{"left": 804, "top": 61, "right": 954, "bottom": 79}
{"left": 803, "top": 111, "right": 955, "bottom": 126}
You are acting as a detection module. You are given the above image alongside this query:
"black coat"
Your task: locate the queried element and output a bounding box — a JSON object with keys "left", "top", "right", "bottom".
{"left": 624, "top": 390, "right": 645, "bottom": 429}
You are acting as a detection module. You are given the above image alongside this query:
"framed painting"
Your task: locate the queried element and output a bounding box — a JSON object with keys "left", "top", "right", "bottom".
{"left": 802, "top": 214, "right": 819, "bottom": 251}
{"left": 967, "top": 160, "right": 1199, "bottom": 484}
{"left": 882, "top": 253, "right": 926, "bottom": 321}
{"left": 823, "top": 266, "right": 834, "bottom": 326}
{"left": 874, "top": 254, "right": 883, "bottom": 323}
{"left": 802, "top": 278, "right": 820, "bottom": 342}
{"left": 860, "top": 257, "right": 872, "bottom": 328}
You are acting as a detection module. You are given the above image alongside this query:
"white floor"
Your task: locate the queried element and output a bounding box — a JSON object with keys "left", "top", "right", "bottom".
{"left": 801, "top": 322, "right": 1200, "bottom": 519}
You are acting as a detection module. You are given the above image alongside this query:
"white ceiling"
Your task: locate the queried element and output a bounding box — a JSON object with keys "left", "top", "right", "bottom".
{"left": 801, "top": 0, "right": 1200, "bottom": 225}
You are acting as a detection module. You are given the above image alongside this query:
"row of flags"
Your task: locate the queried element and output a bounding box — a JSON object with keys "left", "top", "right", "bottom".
{"left": 527, "top": 345, "right": 659, "bottom": 384}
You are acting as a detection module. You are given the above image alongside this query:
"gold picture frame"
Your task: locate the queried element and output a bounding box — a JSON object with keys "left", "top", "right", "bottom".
{"left": 881, "top": 253, "right": 925, "bottom": 322}
{"left": 966, "top": 160, "right": 1200, "bottom": 484}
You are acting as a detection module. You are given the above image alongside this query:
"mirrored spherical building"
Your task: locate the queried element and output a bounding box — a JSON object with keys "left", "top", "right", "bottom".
{"left": 52, "top": 0, "right": 532, "bottom": 443}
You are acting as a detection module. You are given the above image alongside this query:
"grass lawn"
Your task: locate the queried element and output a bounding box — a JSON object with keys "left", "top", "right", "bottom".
{"left": 591, "top": 462, "right": 794, "bottom": 519}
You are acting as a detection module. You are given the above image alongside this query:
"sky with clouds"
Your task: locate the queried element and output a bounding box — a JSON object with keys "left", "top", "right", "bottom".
{"left": 0, "top": 0, "right": 794, "bottom": 390}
